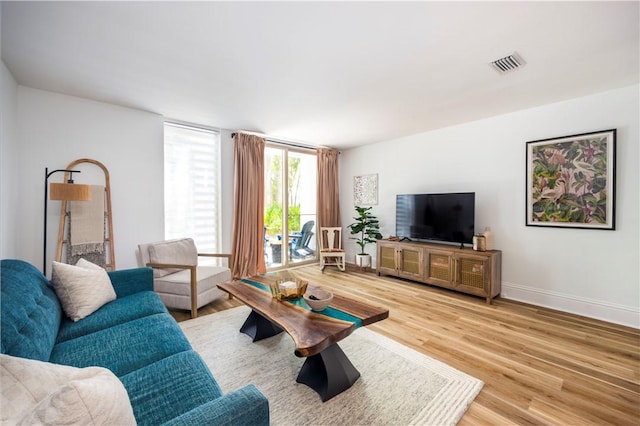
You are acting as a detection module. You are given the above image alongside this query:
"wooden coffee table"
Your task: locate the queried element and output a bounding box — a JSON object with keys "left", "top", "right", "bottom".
{"left": 217, "top": 275, "right": 389, "bottom": 401}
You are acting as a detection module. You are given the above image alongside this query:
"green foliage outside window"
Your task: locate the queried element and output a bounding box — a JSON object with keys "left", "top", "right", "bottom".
{"left": 264, "top": 153, "right": 302, "bottom": 237}
{"left": 264, "top": 204, "right": 300, "bottom": 236}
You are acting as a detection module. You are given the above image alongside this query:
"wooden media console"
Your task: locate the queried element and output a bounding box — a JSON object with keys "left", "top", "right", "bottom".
{"left": 376, "top": 239, "right": 501, "bottom": 303}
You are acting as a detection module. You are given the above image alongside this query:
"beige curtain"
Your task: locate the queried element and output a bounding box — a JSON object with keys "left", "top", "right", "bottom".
{"left": 316, "top": 148, "right": 341, "bottom": 229}
{"left": 231, "top": 133, "right": 266, "bottom": 278}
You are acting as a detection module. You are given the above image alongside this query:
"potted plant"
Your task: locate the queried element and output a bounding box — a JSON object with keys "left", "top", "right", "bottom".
{"left": 347, "top": 206, "right": 383, "bottom": 268}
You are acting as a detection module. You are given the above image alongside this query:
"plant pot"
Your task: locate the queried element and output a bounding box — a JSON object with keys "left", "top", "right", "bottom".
{"left": 355, "top": 254, "right": 371, "bottom": 268}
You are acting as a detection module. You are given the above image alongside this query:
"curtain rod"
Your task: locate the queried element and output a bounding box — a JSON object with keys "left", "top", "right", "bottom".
{"left": 166, "top": 120, "right": 219, "bottom": 134}
{"left": 230, "top": 132, "right": 333, "bottom": 152}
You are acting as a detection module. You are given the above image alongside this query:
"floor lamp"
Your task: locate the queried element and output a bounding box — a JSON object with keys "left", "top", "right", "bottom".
{"left": 44, "top": 168, "right": 92, "bottom": 275}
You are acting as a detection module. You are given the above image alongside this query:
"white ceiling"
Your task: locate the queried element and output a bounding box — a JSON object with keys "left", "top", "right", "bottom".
{"left": 2, "top": 1, "right": 638, "bottom": 149}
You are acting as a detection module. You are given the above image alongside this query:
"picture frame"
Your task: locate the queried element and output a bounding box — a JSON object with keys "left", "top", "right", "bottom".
{"left": 353, "top": 174, "right": 378, "bottom": 206}
{"left": 526, "top": 129, "right": 616, "bottom": 230}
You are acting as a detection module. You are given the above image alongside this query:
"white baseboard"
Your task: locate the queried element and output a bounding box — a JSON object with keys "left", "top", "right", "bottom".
{"left": 501, "top": 282, "right": 640, "bottom": 329}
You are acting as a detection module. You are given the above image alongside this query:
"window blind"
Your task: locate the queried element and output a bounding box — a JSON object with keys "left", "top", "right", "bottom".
{"left": 164, "top": 122, "right": 221, "bottom": 255}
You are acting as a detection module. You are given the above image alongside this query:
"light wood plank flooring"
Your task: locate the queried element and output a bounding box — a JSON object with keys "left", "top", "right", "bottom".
{"left": 170, "top": 265, "right": 640, "bottom": 425}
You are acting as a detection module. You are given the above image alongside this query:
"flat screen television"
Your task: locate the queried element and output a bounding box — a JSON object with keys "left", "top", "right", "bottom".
{"left": 396, "top": 192, "right": 475, "bottom": 247}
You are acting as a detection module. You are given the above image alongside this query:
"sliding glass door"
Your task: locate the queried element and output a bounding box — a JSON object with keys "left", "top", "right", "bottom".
{"left": 264, "top": 146, "right": 317, "bottom": 269}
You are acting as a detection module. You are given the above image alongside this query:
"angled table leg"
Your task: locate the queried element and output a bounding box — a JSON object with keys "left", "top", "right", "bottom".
{"left": 296, "top": 342, "right": 360, "bottom": 402}
{"left": 240, "top": 310, "right": 283, "bottom": 341}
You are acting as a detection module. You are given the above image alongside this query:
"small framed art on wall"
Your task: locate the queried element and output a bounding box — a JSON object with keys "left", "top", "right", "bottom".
{"left": 353, "top": 174, "right": 378, "bottom": 206}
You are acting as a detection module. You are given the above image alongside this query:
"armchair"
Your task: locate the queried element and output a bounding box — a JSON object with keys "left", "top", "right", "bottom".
{"left": 137, "top": 238, "right": 232, "bottom": 318}
{"left": 290, "top": 220, "right": 315, "bottom": 259}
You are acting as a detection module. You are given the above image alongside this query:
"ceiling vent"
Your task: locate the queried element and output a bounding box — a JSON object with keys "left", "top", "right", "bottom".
{"left": 490, "top": 52, "right": 526, "bottom": 74}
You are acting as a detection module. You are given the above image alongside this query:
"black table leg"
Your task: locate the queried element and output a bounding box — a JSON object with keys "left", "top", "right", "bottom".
{"left": 296, "top": 343, "right": 360, "bottom": 402}
{"left": 240, "top": 310, "right": 283, "bottom": 341}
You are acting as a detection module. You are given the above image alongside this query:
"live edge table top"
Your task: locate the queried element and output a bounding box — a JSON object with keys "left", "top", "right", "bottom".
{"left": 217, "top": 275, "right": 389, "bottom": 358}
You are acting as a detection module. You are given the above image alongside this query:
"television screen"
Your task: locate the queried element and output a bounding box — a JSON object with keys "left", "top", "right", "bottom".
{"left": 396, "top": 192, "right": 475, "bottom": 245}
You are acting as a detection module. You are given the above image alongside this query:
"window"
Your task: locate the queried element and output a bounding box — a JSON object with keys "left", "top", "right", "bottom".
{"left": 264, "top": 145, "right": 317, "bottom": 269}
{"left": 164, "top": 122, "right": 221, "bottom": 254}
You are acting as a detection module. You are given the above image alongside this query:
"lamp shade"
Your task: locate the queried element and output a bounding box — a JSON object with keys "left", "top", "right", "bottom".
{"left": 49, "top": 182, "right": 92, "bottom": 201}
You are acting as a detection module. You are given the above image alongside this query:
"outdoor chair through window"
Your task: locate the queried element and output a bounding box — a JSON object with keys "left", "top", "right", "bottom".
{"left": 290, "top": 220, "right": 315, "bottom": 259}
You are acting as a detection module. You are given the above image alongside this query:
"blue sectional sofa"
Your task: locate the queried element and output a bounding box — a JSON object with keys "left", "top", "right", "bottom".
{"left": 0, "top": 259, "right": 269, "bottom": 425}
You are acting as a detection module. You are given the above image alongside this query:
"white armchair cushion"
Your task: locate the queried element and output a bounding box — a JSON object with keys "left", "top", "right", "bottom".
{"left": 148, "top": 238, "right": 197, "bottom": 278}
{"left": 0, "top": 354, "right": 136, "bottom": 425}
{"left": 154, "top": 266, "right": 231, "bottom": 296}
{"left": 153, "top": 266, "right": 230, "bottom": 312}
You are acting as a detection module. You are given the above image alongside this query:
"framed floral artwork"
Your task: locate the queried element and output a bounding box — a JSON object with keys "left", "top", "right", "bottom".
{"left": 353, "top": 174, "right": 378, "bottom": 205}
{"left": 526, "top": 129, "right": 616, "bottom": 230}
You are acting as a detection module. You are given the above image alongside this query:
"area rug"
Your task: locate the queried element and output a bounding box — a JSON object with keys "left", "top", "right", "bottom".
{"left": 180, "top": 306, "right": 483, "bottom": 425}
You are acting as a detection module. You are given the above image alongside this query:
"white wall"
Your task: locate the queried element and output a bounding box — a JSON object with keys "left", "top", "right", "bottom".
{"left": 0, "top": 62, "right": 19, "bottom": 258}
{"left": 16, "top": 87, "right": 165, "bottom": 274}
{"left": 340, "top": 85, "right": 639, "bottom": 327}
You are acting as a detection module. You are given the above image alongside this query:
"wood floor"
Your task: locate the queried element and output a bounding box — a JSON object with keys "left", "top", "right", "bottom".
{"left": 170, "top": 265, "right": 640, "bottom": 425}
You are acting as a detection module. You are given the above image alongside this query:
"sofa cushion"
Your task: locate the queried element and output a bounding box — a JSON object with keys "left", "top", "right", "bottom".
{"left": 108, "top": 267, "right": 154, "bottom": 298}
{"left": 50, "top": 313, "right": 192, "bottom": 376}
{"left": 51, "top": 260, "right": 116, "bottom": 321}
{"left": 162, "top": 385, "right": 270, "bottom": 426}
{"left": 0, "top": 260, "right": 62, "bottom": 361}
{"left": 0, "top": 353, "right": 136, "bottom": 425}
{"left": 120, "top": 350, "right": 222, "bottom": 426}
{"left": 56, "top": 291, "right": 168, "bottom": 343}
{"left": 148, "top": 238, "right": 197, "bottom": 278}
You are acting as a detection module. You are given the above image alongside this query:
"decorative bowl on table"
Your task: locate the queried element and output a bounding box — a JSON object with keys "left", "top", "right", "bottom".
{"left": 269, "top": 279, "right": 308, "bottom": 301}
{"left": 303, "top": 289, "right": 333, "bottom": 311}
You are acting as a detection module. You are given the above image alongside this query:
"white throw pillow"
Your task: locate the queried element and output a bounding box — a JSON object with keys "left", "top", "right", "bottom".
{"left": 75, "top": 257, "right": 105, "bottom": 271}
{"left": 51, "top": 260, "right": 116, "bottom": 322}
{"left": 0, "top": 354, "right": 136, "bottom": 425}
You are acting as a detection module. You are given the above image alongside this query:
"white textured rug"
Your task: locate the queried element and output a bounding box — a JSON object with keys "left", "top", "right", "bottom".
{"left": 180, "top": 306, "right": 483, "bottom": 426}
